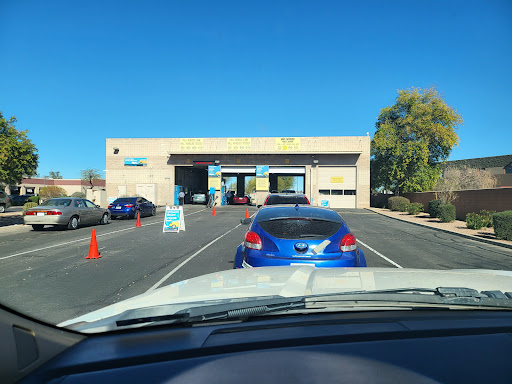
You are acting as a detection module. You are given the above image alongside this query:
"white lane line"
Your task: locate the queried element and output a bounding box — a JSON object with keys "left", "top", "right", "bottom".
{"left": 146, "top": 210, "right": 257, "bottom": 292}
{"left": 356, "top": 239, "right": 403, "bottom": 269}
{"left": 146, "top": 223, "right": 243, "bottom": 292}
{"left": 0, "top": 209, "right": 207, "bottom": 261}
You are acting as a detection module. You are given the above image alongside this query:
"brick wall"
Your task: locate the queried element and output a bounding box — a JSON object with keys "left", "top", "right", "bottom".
{"left": 402, "top": 188, "right": 512, "bottom": 220}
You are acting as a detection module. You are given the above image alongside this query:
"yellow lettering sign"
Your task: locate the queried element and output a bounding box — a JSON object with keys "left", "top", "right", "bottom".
{"left": 180, "top": 138, "right": 204, "bottom": 151}
{"left": 227, "top": 138, "right": 251, "bottom": 151}
{"left": 275, "top": 137, "right": 300, "bottom": 151}
{"left": 330, "top": 177, "right": 344, "bottom": 183}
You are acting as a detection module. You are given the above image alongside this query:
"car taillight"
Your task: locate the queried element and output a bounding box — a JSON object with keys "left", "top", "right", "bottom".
{"left": 244, "top": 231, "right": 262, "bottom": 250}
{"left": 25, "top": 211, "right": 36, "bottom": 215}
{"left": 125, "top": 204, "right": 134, "bottom": 208}
{"left": 305, "top": 196, "right": 310, "bottom": 204}
{"left": 46, "top": 210, "right": 63, "bottom": 215}
{"left": 263, "top": 196, "right": 270, "bottom": 205}
{"left": 108, "top": 205, "right": 112, "bottom": 208}
{"left": 192, "top": 195, "right": 195, "bottom": 198}
{"left": 340, "top": 233, "right": 357, "bottom": 252}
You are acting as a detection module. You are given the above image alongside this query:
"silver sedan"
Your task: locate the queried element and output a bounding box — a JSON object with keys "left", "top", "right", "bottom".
{"left": 24, "top": 198, "right": 111, "bottom": 231}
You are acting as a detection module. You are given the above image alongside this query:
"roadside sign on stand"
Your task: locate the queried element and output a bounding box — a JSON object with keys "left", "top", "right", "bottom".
{"left": 163, "top": 206, "right": 186, "bottom": 233}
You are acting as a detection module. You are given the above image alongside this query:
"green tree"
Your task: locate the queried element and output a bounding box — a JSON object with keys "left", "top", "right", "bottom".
{"left": 48, "top": 171, "right": 63, "bottom": 179}
{"left": 278, "top": 176, "right": 294, "bottom": 192}
{"left": 371, "top": 87, "right": 462, "bottom": 194}
{"left": 0, "top": 112, "right": 39, "bottom": 186}
{"left": 80, "top": 168, "right": 102, "bottom": 189}
{"left": 245, "top": 177, "right": 256, "bottom": 193}
{"left": 39, "top": 186, "right": 67, "bottom": 200}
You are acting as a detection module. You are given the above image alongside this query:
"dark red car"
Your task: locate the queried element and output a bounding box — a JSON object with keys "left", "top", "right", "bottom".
{"left": 232, "top": 195, "right": 251, "bottom": 205}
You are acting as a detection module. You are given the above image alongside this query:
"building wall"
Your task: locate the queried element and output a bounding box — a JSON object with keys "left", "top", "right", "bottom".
{"left": 105, "top": 136, "right": 371, "bottom": 208}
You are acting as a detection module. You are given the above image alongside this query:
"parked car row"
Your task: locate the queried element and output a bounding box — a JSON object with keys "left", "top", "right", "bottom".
{"left": 23, "top": 196, "right": 156, "bottom": 230}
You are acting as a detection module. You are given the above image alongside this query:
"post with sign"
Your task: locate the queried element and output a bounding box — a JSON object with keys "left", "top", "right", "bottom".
{"left": 208, "top": 165, "right": 221, "bottom": 206}
{"left": 255, "top": 165, "right": 270, "bottom": 206}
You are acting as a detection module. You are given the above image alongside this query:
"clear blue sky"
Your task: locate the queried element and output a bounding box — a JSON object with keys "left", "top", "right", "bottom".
{"left": 1, "top": 0, "right": 511, "bottom": 179}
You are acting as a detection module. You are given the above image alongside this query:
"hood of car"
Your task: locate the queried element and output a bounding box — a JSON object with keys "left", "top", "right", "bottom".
{"left": 58, "top": 266, "right": 512, "bottom": 332}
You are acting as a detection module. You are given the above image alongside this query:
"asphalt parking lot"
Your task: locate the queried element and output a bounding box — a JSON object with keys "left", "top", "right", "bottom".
{"left": 1, "top": 205, "right": 512, "bottom": 325}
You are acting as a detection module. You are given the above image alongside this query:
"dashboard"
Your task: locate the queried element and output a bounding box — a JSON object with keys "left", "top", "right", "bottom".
{"left": 7, "top": 309, "right": 512, "bottom": 383}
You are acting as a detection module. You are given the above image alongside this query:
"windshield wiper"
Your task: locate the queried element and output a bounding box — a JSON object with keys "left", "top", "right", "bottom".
{"left": 305, "top": 287, "right": 512, "bottom": 309}
{"left": 115, "top": 296, "right": 305, "bottom": 327}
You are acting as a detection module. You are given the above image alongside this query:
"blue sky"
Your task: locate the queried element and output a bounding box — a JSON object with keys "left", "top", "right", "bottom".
{"left": 1, "top": 0, "right": 511, "bottom": 179}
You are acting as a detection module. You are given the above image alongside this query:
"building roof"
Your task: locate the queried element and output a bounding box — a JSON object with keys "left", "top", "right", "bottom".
{"left": 443, "top": 155, "right": 512, "bottom": 169}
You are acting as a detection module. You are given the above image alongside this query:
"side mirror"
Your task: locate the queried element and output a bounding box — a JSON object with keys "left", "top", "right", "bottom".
{"left": 240, "top": 218, "right": 251, "bottom": 225}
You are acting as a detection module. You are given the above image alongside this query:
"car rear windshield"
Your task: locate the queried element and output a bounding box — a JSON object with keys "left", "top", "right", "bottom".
{"left": 265, "top": 195, "right": 309, "bottom": 205}
{"left": 258, "top": 219, "right": 341, "bottom": 239}
{"left": 40, "top": 199, "right": 72, "bottom": 207}
{"left": 114, "top": 198, "right": 136, "bottom": 203}
{"left": 257, "top": 207, "right": 342, "bottom": 239}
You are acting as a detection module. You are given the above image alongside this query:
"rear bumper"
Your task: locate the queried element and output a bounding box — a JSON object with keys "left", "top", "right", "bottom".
{"left": 109, "top": 209, "right": 135, "bottom": 217}
{"left": 23, "top": 215, "right": 69, "bottom": 226}
{"left": 242, "top": 248, "right": 366, "bottom": 268}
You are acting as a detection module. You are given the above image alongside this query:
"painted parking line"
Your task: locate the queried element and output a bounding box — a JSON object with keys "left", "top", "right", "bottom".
{"left": 146, "top": 211, "right": 257, "bottom": 292}
{"left": 0, "top": 209, "right": 207, "bottom": 261}
{"left": 356, "top": 239, "right": 403, "bottom": 269}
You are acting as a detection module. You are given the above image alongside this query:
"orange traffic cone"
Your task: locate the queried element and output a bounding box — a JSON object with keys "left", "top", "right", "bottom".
{"left": 136, "top": 211, "right": 141, "bottom": 227}
{"left": 245, "top": 208, "right": 249, "bottom": 219}
{"left": 212, "top": 206, "right": 216, "bottom": 216}
{"left": 85, "top": 229, "right": 101, "bottom": 259}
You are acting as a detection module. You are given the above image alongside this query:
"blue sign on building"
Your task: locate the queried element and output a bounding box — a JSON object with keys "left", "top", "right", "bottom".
{"left": 124, "top": 157, "right": 147, "bottom": 166}
{"left": 256, "top": 165, "right": 269, "bottom": 178}
{"left": 208, "top": 165, "right": 221, "bottom": 177}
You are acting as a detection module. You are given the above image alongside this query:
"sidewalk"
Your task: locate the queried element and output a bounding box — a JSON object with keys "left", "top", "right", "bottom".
{"left": 367, "top": 207, "right": 512, "bottom": 250}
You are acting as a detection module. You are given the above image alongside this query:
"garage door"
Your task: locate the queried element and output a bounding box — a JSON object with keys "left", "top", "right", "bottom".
{"left": 318, "top": 166, "right": 357, "bottom": 208}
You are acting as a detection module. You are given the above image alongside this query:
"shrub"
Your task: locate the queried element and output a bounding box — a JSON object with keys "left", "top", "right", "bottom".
{"left": 428, "top": 200, "right": 443, "bottom": 218}
{"left": 39, "top": 186, "right": 67, "bottom": 200}
{"left": 480, "top": 210, "right": 495, "bottom": 228}
{"left": 388, "top": 196, "right": 410, "bottom": 212}
{"left": 466, "top": 212, "right": 486, "bottom": 229}
{"left": 438, "top": 204, "right": 456, "bottom": 223}
{"left": 28, "top": 195, "right": 40, "bottom": 203}
{"left": 493, "top": 211, "right": 512, "bottom": 240}
{"left": 71, "top": 192, "right": 86, "bottom": 198}
{"left": 407, "top": 202, "right": 424, "bottom": 215}
{"left": 23, "top": 202, "right": 39, "bottom": 213}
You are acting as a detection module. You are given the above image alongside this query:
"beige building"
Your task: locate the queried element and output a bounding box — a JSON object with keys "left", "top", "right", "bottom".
{"left": 105, "top": 136, "right": 370, "bottom": 209}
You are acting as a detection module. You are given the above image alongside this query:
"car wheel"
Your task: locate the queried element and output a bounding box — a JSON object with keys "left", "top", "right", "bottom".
{"left": 32, "top": 224, "right": 44, "bottom": 231}
{"left": 0, "top": 205, "right": 5, "bottom": 213}
{"left": 151, "top": 207, "right": 156, "bottom": 216}
{"left": 100, "top": 213, "right": 109, "bottom": 225}
{"left": 67, "top": 216, "right": 79, "bottom": 230}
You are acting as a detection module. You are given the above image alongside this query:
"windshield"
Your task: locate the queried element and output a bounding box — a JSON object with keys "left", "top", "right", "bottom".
{"left": 1, "top": 1, "right": 511, "bottom": 334}
{"left": 40, "top": 199, "right": 72, "bottom": 207}
{"left": 113, "top": 198, "right": 136, "bottom": 204}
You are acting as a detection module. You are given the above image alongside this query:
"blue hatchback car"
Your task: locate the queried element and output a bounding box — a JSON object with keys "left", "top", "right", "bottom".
{"left": 108, "top": 197, "right": 156, "bottom": 219}
{"left": 234, "top": 205, "right": 366, "bottom": 269}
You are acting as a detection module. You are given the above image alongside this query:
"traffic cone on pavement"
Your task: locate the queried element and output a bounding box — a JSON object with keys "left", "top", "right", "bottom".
{"left": 85, "top": 229, "right": 101, "bottom": 259}
{"left": 245, "top": 208, "right": 250, "bottom": 219}
{"left": 212, "top": 206, "right": 216, "bottom": 216}
{"left": 136, "top": 211, "right": 141, "bottom": 227}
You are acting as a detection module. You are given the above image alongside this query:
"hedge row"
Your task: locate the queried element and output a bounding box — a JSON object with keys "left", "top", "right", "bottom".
{"left": 407, "top": 202, "right": 424, "bottom": 215}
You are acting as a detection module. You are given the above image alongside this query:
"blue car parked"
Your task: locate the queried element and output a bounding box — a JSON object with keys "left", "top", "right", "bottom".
{"left": 234, "top": 205, "right": 366, "bottom": 269}
{"left": 108, "top": 197, "right": 156, "bottom": 219}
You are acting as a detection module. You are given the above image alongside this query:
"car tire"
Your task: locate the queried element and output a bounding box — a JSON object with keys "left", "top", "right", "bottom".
{"left": 32, "top": 224, "right": 44, "bottom": 231}
{"left": 151, "top": 207, "right": 156, "bottom": 216}
{"left": 100, "top": 213, "right": 109, "bottom": 225}
{"left": 67, "top": 216, "right": 79, "bottom": 230}
{"left": 0, "top": 205, "right": 5, "bottom": 213}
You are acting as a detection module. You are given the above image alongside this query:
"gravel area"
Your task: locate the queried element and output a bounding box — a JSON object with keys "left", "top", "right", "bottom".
{"left": 368, "top": 207, "right": 512, "bottom": 247}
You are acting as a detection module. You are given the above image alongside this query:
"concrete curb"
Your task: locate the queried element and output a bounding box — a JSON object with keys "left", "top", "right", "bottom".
{"left": 365, "top": 208, "right": 512, "bottom": 251}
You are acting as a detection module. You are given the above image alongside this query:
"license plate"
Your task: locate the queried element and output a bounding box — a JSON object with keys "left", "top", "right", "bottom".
{"left": 37, "top": 212, "right": 44, "bottom": 216}
{"left": 116, "top": 206, "right": 122, "bottom": 209}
